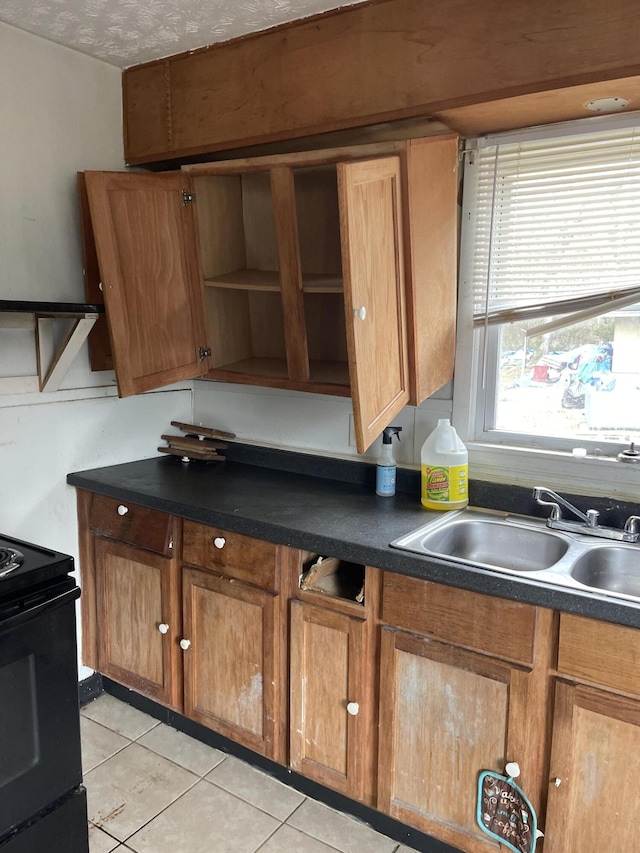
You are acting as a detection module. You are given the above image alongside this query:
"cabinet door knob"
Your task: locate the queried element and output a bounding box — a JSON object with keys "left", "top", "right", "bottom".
{"left": 552, "top": 777, "right": 562, "bottom": 787}
{"left": 158, "top": 623, "right": 169, "bottom": 634}
{"left": 117, "top": 504, "right": 129, "bottom": 516}
{"left": 346, "top": 701, "right": 360, "bottom": 716}
{"left": 213, "top": 537, "right": 226, "bottom": 549}
{"left": 179, "top": 638, "right": 191, "bottom": 650}
{"left": 505, "top": 761, "right": 521, "bottom": 779}
{"left": 353, "top": 306, "right": 367, "bottom": 320}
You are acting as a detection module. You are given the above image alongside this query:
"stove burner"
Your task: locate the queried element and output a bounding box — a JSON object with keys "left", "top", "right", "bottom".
{"left": 0, "top": 547, "right": 24, "bottom": 577}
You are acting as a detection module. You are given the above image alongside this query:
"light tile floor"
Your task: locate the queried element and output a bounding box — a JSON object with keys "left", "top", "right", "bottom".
{"left": 82, "top": 694, "right": 417, "bottom": 853}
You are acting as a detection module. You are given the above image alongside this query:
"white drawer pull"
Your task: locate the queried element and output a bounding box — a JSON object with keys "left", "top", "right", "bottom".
{"left": 158, "top": 623, "right": 169, "bottom": 634}
{"left": 353, "top": 306, "right": 366, "bottom": 320}
{"left": 346, "top": 702, "right": 359, "bottom": 716}
{"left": 505, "top": 761, "right": 521, "bottom": 779}
{"left": 179, "top": 638, "right": 191, "bottom": 650}
{"left": 213, "top": 537, "right": 226, "bottom": 549}
{"left": 117, "top": 505, "right": 129, "bottom": 516}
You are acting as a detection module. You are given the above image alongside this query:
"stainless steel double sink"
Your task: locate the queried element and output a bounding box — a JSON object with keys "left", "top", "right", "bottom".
{"left": 390, "top": 508, "right": 640, "bottom": 603}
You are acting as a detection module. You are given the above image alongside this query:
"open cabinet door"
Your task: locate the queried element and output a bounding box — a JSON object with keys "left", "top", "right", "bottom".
{"left": 84, "top": 171, "right": 209, "bottom": 397}
{"left": 338, "top": 157, "right": 409, "bottom": 453}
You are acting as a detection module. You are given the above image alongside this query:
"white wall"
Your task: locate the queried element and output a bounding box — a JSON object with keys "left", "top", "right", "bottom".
{"left": 193, "top": 380, "right": 453, "bottom": 468}
{"left": 0, "top": 22, "right": 193, "bottom": 678}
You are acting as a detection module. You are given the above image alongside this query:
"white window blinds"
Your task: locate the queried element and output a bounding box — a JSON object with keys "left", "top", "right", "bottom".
{"left": 471, "top": 125, "right": 640, "bottom": 328}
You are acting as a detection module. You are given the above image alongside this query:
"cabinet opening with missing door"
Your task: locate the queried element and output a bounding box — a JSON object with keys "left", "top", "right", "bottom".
{"left": 300, "top": 555, "right": 365, "bottom": 604}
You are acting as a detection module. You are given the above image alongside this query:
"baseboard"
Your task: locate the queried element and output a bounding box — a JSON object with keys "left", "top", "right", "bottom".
{"left": 78, "top": 672, "right": 103, "bottom": 707}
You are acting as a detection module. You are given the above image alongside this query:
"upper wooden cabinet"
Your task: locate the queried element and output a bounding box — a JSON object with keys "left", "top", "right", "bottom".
{"left": 121, "top": 0, "right": 640, "bottom": 166}
{"left": 84, "top": 171, "right": 209, "bottom": 397}
{"left": 84, "top": 136, "right": 457, "bottom": 450}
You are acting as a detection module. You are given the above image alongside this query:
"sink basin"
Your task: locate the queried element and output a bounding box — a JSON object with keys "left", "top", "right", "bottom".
{"left": 391, "top": 508, "right": 640, "bottom": 604}
{"left": 570, "top": 547, "right": 640, "bottom": 598}
{"left": 391, "top": 510, "right": 570, "bottom": 573}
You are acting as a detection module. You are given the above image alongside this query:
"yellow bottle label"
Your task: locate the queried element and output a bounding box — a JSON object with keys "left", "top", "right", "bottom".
{"left": 421, "top": 464, "right": 468, "bottom": 505}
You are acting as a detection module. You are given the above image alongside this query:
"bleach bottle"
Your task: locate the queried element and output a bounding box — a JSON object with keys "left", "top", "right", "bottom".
{"left": 421, "top": 419, "right": 468, "bottom": 510}
{"left": 376, "top": 426, "right": 402, "bottom": 497}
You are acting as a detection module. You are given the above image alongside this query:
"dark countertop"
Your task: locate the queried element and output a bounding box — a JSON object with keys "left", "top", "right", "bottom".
{"left": 67, "top": 446, "right": 640, "bottom": 630}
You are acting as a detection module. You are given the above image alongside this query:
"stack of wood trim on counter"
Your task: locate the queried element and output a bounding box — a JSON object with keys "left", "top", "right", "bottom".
{"left": 158, "top": 421, "right": 235, "bottom": 462}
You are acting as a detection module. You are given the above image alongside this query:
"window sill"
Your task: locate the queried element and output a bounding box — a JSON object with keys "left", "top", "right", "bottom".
{"left": 467, "top": 441, "right": 640, "bottom": 502}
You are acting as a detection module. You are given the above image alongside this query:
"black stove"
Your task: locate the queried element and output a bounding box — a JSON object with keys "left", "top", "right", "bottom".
{"left": 0, "top": 535, "right": 74, "bottom": 599}
{"left": 0, "top": 533, "right": 87, "bottom": 852}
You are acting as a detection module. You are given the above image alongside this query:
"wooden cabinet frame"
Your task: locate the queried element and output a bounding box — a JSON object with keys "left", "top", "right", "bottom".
{"left": 83, "top": 135, "right": 457, "bottom": 451}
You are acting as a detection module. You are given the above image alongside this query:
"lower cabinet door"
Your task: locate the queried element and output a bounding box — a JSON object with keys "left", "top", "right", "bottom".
{"left": 94, "top": 537, "right": 181, "bottom": 708}
{"left": 377, "top": 627, "right": 536, "bottom": 853}
{"left": 544, "top": 681, "right": 640, "bottom": 853}
{"left": 181, "top": 567, "right": 280, "bottom": 758}
{"left": 289, "top": 600, "right": 370, "bottom": 801}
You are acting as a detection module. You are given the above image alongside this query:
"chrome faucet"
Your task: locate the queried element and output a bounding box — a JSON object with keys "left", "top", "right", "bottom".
{"left": 533, "top": 486, "right": 640, "bottom": 543}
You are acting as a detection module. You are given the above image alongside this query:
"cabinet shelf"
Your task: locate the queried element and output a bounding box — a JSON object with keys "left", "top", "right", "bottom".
{"left": 205, "top": 270, "right": 343, "bottom": 294}
{"left": 209, "top": 357, "right": 350, "bottom": 389}
{"left": 210, "top": 356, "right": 290, "bottom": 380}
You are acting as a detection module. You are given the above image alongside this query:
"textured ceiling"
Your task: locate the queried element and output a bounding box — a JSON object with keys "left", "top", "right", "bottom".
{"left": 0, "top": 0, "right": 368, "bottom": 68}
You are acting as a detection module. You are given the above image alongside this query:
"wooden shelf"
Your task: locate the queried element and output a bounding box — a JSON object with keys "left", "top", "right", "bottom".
{"left": 308, "top": 359, "right": 350, "bottom": 386}
{"left": 205, "top": 269, "right": 280, "bottom": 291}
{"left": 303, "top": 275, "right": 343, "bottom": 294}
{"left": 211, "top": 356, "right": 290, "bottom": 379}
{"left": 212, "top": 357, "right": 349, "bottom": 384}
{"left": 204, "top": 270, "right": 343, "bottom": 294}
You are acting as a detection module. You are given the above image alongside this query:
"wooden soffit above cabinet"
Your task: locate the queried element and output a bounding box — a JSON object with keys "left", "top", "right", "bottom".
{"left": 122, "top": 0, "right": 640, "bottom": 165}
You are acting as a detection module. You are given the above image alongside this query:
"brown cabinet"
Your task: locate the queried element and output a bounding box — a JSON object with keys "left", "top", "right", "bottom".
{"left": 94, "top": 537, "right": 182, "bottom": 709}
{"left": 77, "top": 493, "right": 290, "bottom": 761}
{"left": 542, "top": 615, "right": 640, "bottom": 852}
{"left": 181, "top": 567, "right": 281, "bottom": 758}
{"left": 180, "top": 519, "right": 289, "bottom": 761}
{"left": 377, "top": 575, "right": 553, "bottom": 853}
{"left": 289, "top": 560, "right": 380, "bottom": 805}
{"left": 81, "top": 170, "right": 209, "bottom": 397}
{"left": 79, "top": 492, "right": 182, "bottom": 709}
{"left": 83, "top": 135, "right": 458, "bottom": 451}
{"left": 85, "top": 490, "right": 640, "bottom": 852}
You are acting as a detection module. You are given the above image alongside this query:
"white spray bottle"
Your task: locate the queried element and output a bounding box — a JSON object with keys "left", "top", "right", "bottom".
{"left": 376, "top": 426, "right": 402, "bottom": 497}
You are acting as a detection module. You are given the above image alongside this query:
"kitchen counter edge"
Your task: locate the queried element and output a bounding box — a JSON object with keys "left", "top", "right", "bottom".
{"left": 67, "top": 455, "right": 640, "bottom": 630}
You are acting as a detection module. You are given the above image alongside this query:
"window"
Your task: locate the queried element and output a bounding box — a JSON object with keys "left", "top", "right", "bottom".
{"left": 455, "top": 115, "right": 640, "bottom": 467}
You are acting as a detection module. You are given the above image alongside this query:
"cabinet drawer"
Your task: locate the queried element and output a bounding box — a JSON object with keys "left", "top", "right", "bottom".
{"left": 558, "top": 614, "right": 640, "bottom": 695}
{"left": 89, "top": 494, "right": 175, "bottom": 555}
{"left": 182, "top": 520, "right": 277, "bottom": 589}
{"left": 382, "top": 573, "right": 537, "bottom": 665}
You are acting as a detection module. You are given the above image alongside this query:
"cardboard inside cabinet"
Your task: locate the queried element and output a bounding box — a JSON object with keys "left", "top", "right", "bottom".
{"left": 300, "top": 555, "right": 365, "bottom": 603}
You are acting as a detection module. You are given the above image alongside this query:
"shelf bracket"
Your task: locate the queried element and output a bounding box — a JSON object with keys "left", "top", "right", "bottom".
{"left": 0, "top": 300, "right": 105, "bottom": 394}
{"left": 36, "top": 312, "right": 99, "bottom": 392}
